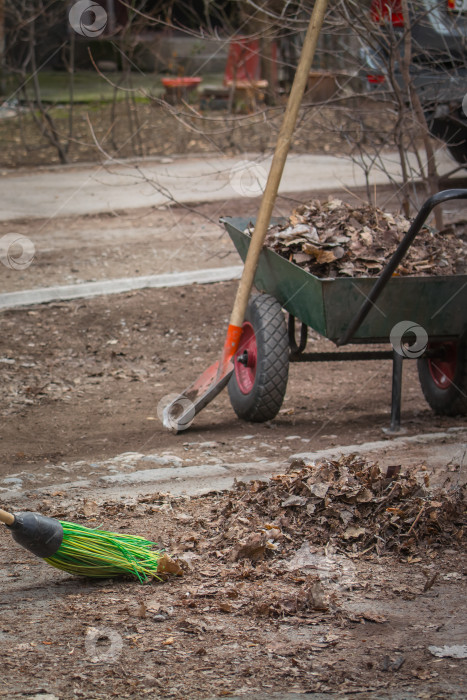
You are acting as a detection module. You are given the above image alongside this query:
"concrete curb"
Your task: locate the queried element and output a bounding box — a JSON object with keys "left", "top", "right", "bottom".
{"left": 290, "top": 428, "right": 467, "bottom": 462}
{"left": 0, "top": 265, "right": 243, "bottom": 310}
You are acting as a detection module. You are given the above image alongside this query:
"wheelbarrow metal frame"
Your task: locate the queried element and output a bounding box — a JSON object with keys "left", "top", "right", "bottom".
{"left": 222, "top": 189, "right": 467, "bottom": 432}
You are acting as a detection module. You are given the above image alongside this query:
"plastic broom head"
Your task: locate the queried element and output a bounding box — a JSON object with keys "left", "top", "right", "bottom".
{"left": 1, "top": 509, "right": 173, "bottom": 583}
{"left": 45, "top": 520, "right": 165, "bottom": 582}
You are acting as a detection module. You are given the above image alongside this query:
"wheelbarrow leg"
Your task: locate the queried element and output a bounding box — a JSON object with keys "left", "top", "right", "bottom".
{"left": 387, "top": 350, "right": 403, "bottom": 433}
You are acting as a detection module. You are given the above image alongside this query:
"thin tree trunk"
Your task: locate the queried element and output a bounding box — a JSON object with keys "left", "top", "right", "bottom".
{"left": 67, "top": 29, "right": 75, "bottom": 155}
{"left": 29, "top": 21, "right": 68, "bottom": 164}
{"left": 399, "top": 0, "right": 442, "bottom": 228}
{"left": 0, "top": 0, "right": 5, "bottom": 95}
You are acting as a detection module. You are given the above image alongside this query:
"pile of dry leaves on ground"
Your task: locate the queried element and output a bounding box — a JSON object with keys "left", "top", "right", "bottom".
{"left": 207, "top": 455, "right": 465, "bottom": 561}
{"left": 254, "top": 199, "right": 466, "bottom": 278}
{"left": 30, "top": 454, "right": 466, "bottom": 630}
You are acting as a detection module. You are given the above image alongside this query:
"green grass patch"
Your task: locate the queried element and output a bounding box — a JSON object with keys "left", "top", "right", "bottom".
{"left": 3, "top": 70, "right": 223, "bottom": 104}
{"left": 5, "top": 70, "right": 163, "bottom": 104}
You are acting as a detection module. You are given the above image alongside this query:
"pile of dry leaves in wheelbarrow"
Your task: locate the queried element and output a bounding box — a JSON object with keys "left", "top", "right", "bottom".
{"left": 254, "top": 199, "right": 467, "bottom": 277}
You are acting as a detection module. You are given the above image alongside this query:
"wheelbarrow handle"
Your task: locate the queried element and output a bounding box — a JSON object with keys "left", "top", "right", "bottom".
{"left": 336, "top": 189, "right": 467, "bottom": 346}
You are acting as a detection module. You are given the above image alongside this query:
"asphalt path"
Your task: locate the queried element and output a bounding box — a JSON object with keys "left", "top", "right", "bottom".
{"left": 0, "top": 150, "right": 455, "bottom": 222}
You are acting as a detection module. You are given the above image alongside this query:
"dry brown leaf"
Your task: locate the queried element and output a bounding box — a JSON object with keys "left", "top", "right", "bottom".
{"left": 315, "top": 248, "right": 337, "bottom": 264}
{"left": 343, "top": 526, "right": 366, "bottom": 540}
{"left": 219, "top": 602, "right": 233, "bottom": 613}
{"left": 136, "top": 601, "right": 147, "bottom": 619}
{"left": 157, "top": 553, "right": 183, "bottom": 576}
{"left": 230, "top": 533, "right": 267, "bottom": 562}
{"left": 362, "top": 611, "right": 388, "bottom": 623}
{"left": 82, "top": 500, "right": 99, "bottom": 517}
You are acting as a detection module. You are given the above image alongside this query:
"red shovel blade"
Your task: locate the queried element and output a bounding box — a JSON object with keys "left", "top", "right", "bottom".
{"left": 162, "top": 324, "right": 242, "bottom": 432}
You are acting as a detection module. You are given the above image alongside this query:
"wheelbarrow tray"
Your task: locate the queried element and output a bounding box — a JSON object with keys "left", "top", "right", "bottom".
{"left": 223, "top": 216, "right": 467, "bottom": 343}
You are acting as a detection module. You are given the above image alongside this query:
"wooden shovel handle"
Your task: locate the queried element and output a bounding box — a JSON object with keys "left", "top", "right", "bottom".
{"left": 229, "top": 0, "right": 330, "bottom": 329}
{"left": 0, "top": 509, "right": 15, "bottom": 526}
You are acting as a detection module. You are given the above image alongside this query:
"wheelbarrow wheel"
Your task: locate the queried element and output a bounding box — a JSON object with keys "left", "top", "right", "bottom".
{"left": 228, "top": 294, "right": 289, "bottom": 422}
{"left": 417, "top": 336, "right": 467, "bottom": 415}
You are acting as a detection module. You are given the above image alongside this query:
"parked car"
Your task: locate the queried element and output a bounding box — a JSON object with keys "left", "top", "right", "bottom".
{"left": 363, "top": 0, "right": 467, "bottom": 165}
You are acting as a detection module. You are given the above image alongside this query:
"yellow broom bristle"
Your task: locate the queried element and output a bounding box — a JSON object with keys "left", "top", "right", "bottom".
{"left": 45, "top": 521, "right": 164, "bottom": 582}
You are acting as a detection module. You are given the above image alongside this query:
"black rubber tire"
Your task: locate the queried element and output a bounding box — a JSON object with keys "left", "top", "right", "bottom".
{"left": 228, "top": 294, "right": 289, "bottom": 422}
{"left": 427, "top": 111, "right": 467, "bottom": 166}
{"left": 417, "top": 336, "right": 467, "bottom": 416}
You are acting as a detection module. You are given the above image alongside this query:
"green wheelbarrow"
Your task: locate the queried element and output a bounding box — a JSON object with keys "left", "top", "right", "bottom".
{"left": 221, "top": 189, "right": 467, "bottom": 432}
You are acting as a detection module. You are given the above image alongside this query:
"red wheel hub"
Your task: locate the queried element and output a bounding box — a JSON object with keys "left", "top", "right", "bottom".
{"left": 234, "top": 322, "right": 257, "bottom": 394}
{"left": 427, "top": 342, "right": 458, "bottom": 390}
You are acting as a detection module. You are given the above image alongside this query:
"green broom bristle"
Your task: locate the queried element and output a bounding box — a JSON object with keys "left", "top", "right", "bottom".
{"left": 45, "top": 521, "right": 164, "bottom": 583}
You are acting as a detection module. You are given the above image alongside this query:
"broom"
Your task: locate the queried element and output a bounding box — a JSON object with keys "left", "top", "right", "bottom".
{"left": 162, "top": 0, "right": 330, "bottom": 432}
{"left": 0, "top": 507, "right": 174, "bottom": 582}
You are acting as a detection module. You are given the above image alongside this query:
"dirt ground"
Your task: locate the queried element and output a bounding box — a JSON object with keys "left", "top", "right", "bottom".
{"left": 0, "top": 185, "right": 423, "bottom": 293}
{"left": 1, "top": 267, "right": 466, "bottom": 700}
{"left": 2, "top": 272, "right": 467, "bottom": 474}
{"left": 1, "top": 185, "right": 466, "bottom": 475}
{"left": 0, "top": 463, "right": 465, "bottom": 700}
{"left": 0, "top": 187, "right": 466, "bottom": 698}
{"left": 2, "top": 183, "right": 465, "bottom": 294}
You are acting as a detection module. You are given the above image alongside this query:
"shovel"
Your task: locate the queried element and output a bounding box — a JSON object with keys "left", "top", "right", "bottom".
{"left": 163, "top": 0, "right": 329, "bottom": 432}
